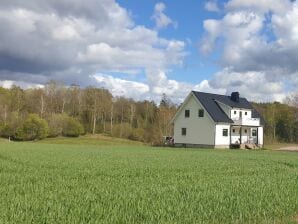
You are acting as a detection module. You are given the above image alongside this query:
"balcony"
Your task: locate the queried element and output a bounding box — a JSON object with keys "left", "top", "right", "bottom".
{"left": 232, "top": 117, "right": 260, "bottom": 126}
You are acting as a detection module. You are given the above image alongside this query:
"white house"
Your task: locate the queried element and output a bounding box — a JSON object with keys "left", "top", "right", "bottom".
{"left": 172, "top": 91, "right": 264, "bottom": 149}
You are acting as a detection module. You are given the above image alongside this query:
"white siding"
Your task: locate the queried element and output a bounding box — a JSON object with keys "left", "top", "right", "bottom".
{"left": 231, "top": 109, "right": 252, "bottom": 119}
{"left": 231, "top": 127, "right": 241, "bottom": 144}
{"left": 215, "top": 124, "right": 230, "bottom": 148}
{"left": 174, "top": 94, "right": 215, "bottom": 146}
{"left": 258, "top": 126, "right": 263, "bottom": 145}
{"left": 231, "top": 127, "right": 252, "bottom": 144}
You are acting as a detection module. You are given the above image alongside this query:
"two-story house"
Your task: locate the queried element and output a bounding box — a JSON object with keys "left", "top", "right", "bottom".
{"left": 172, "top": 91, "right": 264, "bottom": 149}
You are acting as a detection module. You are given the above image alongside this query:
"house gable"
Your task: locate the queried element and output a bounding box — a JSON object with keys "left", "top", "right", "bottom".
{"left": 172, "top": 92, "right": 217, "bottom": 124}
{"left": 173, "top": 93, "right": 216, "bottom": 146}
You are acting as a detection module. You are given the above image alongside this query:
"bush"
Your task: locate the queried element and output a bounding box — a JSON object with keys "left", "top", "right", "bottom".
{"left": 0, "top": 124, "right": 14, "bottom": 138}
{"left": 128, "top": 128, "right": 145, "bottom": 142}
{"left": 0, "top": 123, "right": 4, "bottom": 137}
{"left": 48, "top": 114, "right": 84, "bottom": 137}
{"left": 16, "top": 114, "right": 49, "bottom": 140}
{"left": 111, "top": 123, "right": 132, "bottom": 139}
{"left": 144, "top": 125, "right": 163, "bottom": 146}
{"left": 48, "top": 114, "right": 65, "bottom": 137}
{"left": 62, "top": 116, "right": 84, "bottom": 137}
{"left": 0, "top": 112, "right": 23, "bottom": 139}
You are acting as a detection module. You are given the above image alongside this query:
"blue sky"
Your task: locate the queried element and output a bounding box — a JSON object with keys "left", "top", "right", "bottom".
{"left": 0, "top": 0, "right": 297, "bottom": 103}
{"left": 118, "top": 0, "right": 221, "bottom": 83}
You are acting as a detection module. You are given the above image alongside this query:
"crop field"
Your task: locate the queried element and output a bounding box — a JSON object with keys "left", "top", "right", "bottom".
{"left": 0, "top": 140, "right": 297, "bottom": 223}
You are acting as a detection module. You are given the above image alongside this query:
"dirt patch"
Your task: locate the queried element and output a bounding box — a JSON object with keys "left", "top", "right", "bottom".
{"left": 276, "top": 146, "right": 298, "bottom": 151}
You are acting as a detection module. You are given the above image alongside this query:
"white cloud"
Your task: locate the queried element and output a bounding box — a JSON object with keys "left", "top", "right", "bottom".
{"left": 209, "top": 69, "right": 286, "bottom": 102}
{"left": 93, "top": 71, "right": 192, "bottom": 103}
{"left": 205, "top": 1, "right": 220, "bottom": 12}
{"left": 193, "top": 80, "right": 226, "bottom": 95}
{"left": 93, "top": 74, "right": 149, "bottom": 100}
{"left": 0, "top": 80, "right": 44, "bottom": 89}
{"left": 1, "top": 0, "right": 296, "bottom": 104}
{"left": 151, "top": 2, "right": 177, "bottom": 29}
{"left": 272, "top": 4, "right": 298, "bottom": 45}
{"left": 0, "top": 0, "right": 185, "bottom": 101}
{"left": 201, "top": 0, "right": 298, "bottom": 102}
{"left": 225, "top": 0, "right": 292, "bottom": 14}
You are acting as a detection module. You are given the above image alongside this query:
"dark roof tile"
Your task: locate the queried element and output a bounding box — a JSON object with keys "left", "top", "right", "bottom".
{"left": 192, "top": 91, "right": 262, "bottom": 124}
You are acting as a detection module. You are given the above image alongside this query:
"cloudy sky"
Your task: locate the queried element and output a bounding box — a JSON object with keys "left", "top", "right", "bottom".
{"left": 0, "top": 0, "right": 297, "bottom": 103}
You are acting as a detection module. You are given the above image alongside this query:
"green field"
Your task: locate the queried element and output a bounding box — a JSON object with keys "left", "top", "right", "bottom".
{"left": 0, "top": 139, "right": 297, "bottom": 223}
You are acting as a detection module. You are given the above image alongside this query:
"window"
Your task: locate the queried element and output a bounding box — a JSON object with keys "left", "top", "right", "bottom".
{"left": 245, "top": 111, "right": 247, "bottom": 115}
{"left": 234, "top": 111, "right": 237, "bottom": 115}
{"left": 252, "top": 129, "right": 257, "bottom": 136}
{"left": 223, "top": 129, "right": 228, "bottom": 136}
{"left": 232, "top": 129, "right": 235, "bottom": 133}
{"left": 198, "top": 109, "right": 204, "bottom": 117}
{"left": 181, "top": 128, "right": 187, "bottom": 136}
{"left": 244, "top": 129, "right": 247, "bottom": 133}
{"left": 185, "top": 110, "right": 190, "bottom": 118}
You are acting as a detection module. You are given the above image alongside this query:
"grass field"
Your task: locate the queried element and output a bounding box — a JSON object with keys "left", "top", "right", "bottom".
{"left": 0, "top": 139, "right": 297, "bottom": 223}
{"left": 39, "top": 134, "right": 144, "bottom": 146}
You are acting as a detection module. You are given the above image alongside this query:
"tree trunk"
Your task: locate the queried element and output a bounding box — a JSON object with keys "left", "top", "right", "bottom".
{"left": 61, "top": 98, "right": 65, "bottom": 113}
{"left": 130, "top": 104, "right": 134, "bottom": 127}
{"left": 110, "top": 104, "right": 113, "bottom": 135}
{"left": 4, "top": 105, "right": 7, "bottom": 125}
{"left": 120, "top": 105, "right": 124, "bottom": 138}
{"left": 40, "top": 94, "right": 44, "bottom": 118}
{"left": 103, "top": 112, "right": 106, "bottom": 133}
{"left": 92, "top": 112, "right": 97, "bottom": 135}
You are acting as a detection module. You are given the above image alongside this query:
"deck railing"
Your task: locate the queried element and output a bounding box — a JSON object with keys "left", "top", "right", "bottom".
{"left": 232, "top": 117, "right": 260, "bottom": 126}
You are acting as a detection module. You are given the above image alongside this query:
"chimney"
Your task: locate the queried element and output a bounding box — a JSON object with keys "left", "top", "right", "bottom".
{"left": 231, "top": 92, "right": 240, "bottom": 102}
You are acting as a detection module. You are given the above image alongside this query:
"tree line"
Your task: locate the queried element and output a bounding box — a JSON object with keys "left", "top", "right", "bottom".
{"left": 0, "top": 81, "right": 176, "bottom": 144}
{"left": 253, "top": 95, "right": 298, "bottom": 144}
{"left": 0, "top": 81, "right": 297, "bottom": 144}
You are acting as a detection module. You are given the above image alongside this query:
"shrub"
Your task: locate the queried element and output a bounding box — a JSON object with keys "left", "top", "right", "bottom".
{"left": 48, "top": 114, "right": 84, "bottom": 138}
{"left": 62, "top": 116, "right": 84, "bottom": 137}
{"left": 128, "top": 128, "right": 145, "bottom": 142}
{"left": 1, "top": 124, "right": 14, "bottom": 138}
{"left": 111, "top": 123, "right": 132, "bottom": 139}
{"left": 48, "top": 114, "right": 65, "bottom": 137}
{"left": 0, "top": 112, "right": 24, "bottom": 139}
{"left": 0, "top": 122, "right": 4, "bottom": 135}
{"left": 144, "top": 125, "right": 163, "bottom": 146}
{"left": 16, "top": 114, "right": 49, "bottom": 140}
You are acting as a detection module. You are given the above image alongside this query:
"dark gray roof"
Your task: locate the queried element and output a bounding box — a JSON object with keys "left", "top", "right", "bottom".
{"left": 252, "top": 109, "right": 265, "bottom": 125}
{"left": 192, "top": 91, "right": 263, "bottom": 124}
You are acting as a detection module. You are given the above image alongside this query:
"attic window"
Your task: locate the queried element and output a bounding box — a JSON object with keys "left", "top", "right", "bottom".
{"left": 185, "top": 110, "right": 190, "bottom": 118}
{"left": 198, "top": 109, "right": 204, "bottom": 117}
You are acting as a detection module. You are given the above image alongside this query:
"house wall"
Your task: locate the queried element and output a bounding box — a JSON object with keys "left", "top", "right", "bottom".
{"left": 215, "top": 124, "right": 230, "bottom": 148}
{"left": 258, "top": 126, "right": 263, "bottom": 146}
{"left": 174, "top": 94, "right": 215, "bottom": 146}
{"left": 231, "top": 109, "right": 252, "bottom": 119}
